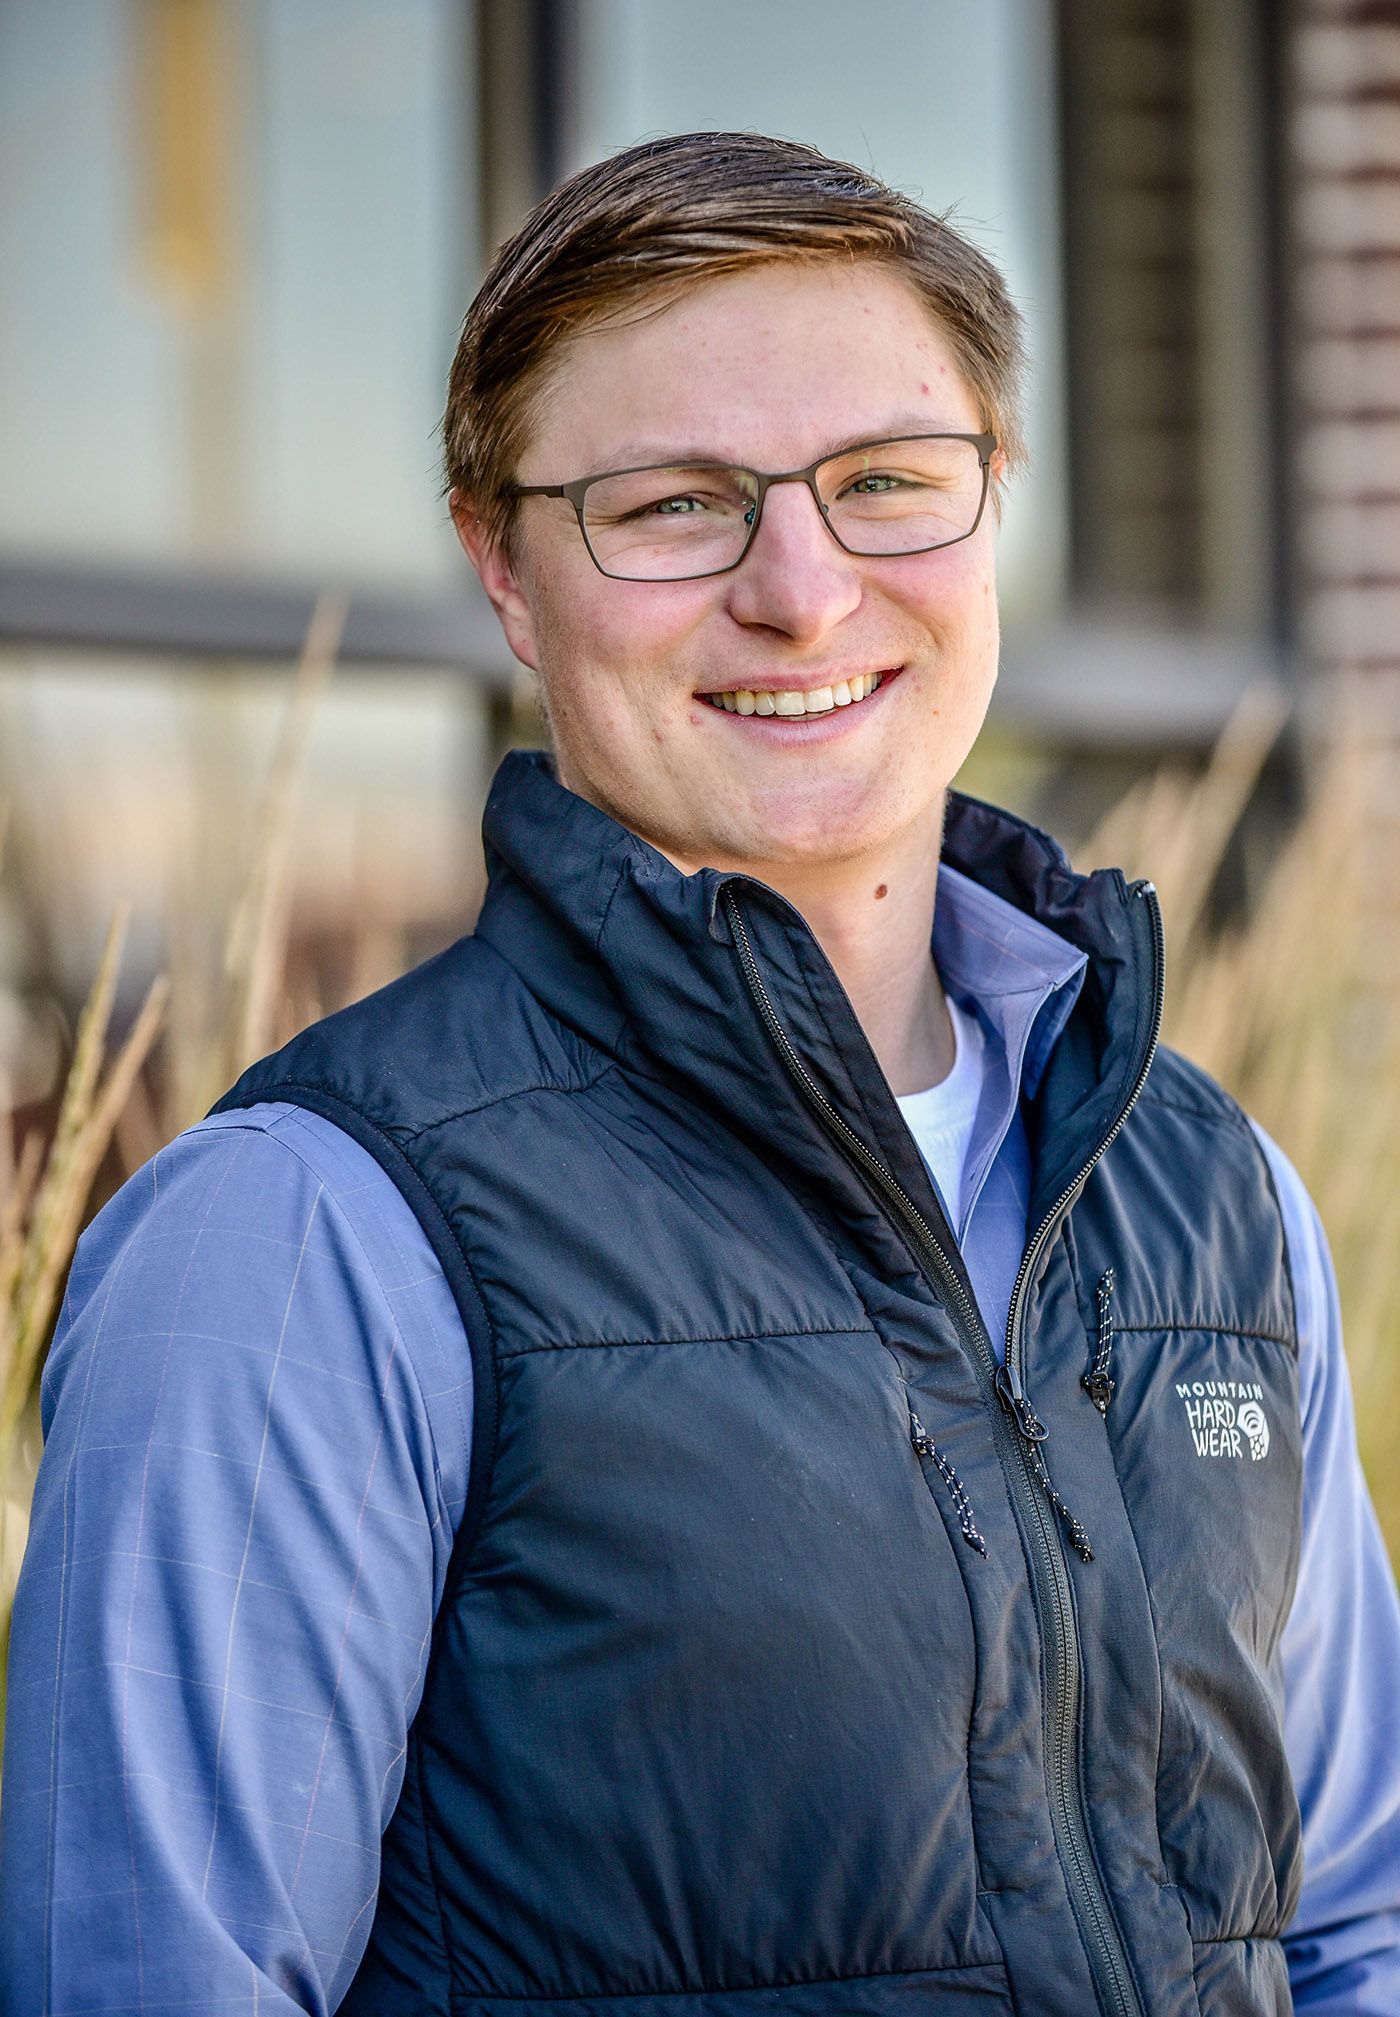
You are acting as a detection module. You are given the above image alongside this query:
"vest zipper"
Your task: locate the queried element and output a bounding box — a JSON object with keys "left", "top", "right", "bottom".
{"left": 722, "top": 876, "right": 1164, "bottom": 2017}
{"left": 995, "top": 883, "right": 1163, "bottom": 2017}
{"left": 993, "top": 1358, "right": 1096, "bottom": 1561}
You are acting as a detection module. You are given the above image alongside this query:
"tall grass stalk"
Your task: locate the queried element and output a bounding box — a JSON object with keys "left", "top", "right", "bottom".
{"left": 0, "top": 597, "right": 343, "bottom": 1766}
{"left": 0, "top": 664, "right": 1394, "bottom": 1772}
{"left": 217, "top": 591, "right": 346, "bottom": 1103}
{"left": 1076, "top": 678, "right": 1400, "bottom": 1548}
{"left": 0, "top": 903, "right": 168, "bottom": 1741}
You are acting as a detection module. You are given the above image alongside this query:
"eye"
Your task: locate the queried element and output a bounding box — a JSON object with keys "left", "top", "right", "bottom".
{"left": 845, "top": 472, "right": 906, "bottom": 495}
{"left": 616, "top": 491, "right": 726, "bottom": 523}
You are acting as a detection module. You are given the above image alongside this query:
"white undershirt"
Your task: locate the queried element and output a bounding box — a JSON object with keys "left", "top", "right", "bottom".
{"left": 894, "top": 993, "right": 988, "bottom": 1239}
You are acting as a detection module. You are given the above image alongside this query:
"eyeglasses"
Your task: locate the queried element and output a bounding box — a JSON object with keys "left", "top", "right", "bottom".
{"left": 507, "top": 431, "right": 997, "bottom": 582}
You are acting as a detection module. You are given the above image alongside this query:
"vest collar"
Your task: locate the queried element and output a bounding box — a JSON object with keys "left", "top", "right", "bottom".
{"left": 475, "top": 748, "right": 1159, "bottom": 1249}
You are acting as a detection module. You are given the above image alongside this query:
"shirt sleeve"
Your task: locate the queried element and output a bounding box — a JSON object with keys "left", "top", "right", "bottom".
{"left": 1251, "top": 1120, "right": 1400, "bottom": 2013}
{"left": 0, "top": 1102, "right": 472, "bottom": 2016}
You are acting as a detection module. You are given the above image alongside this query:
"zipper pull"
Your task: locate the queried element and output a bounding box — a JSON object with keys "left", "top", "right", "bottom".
{"left": 995, "top": 1361, "right": 1049, "bottom": 1443}
{"left": 908, "top": 1409, "right": 988, "bottom": 1555}
{"left": 996, "top": 1364, "right": 1095, "bottom": 1563}
{"left": 1082, "top": 1372, "right": 1115, "bottom": 1415}
{"left": 1082, "top": 1267, "right": 1117, "bottom": 1416}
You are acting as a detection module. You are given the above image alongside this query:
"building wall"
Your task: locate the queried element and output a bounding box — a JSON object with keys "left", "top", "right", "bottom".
{"left": 0, "top": 0, "right": 473, "bottom": 586}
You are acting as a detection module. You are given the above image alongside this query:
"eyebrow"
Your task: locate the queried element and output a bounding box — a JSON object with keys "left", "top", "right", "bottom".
{"left": 596, "top": 415, "right": 976, "bottom": 469}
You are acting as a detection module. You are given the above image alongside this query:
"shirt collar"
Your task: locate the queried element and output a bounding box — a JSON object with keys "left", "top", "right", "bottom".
{"left": 932, "top": 860, "right": 1089, "bottom": 1100}
{"left": 473, "top": 753, "right": 1154, "bottom": 1264}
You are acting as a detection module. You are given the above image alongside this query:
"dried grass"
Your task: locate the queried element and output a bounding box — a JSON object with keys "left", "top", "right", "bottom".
{"left": 1075, "top": 676, "right": 1400, "bottom": 1548}
{"left": 0, "top": 656, "right": 1395, "bottom": 1766}
{"left": 0, "top": 596, "right": 343, "bottom": 1756}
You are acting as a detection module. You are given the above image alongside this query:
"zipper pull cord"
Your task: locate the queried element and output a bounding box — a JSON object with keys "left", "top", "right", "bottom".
{"left": 909, "top": 1410, "right": 988, "bottom": 1555}
{"left": 995, "top": 1364, "right": 1095, "bottom": 1563}
{"left": 1082, "top": 1266, "right": 1117, "bottom": 1416}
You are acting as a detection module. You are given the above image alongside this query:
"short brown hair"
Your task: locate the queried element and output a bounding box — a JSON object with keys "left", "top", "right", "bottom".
{"left": 442, "top": 129, "right": 1028, "bottom": 558}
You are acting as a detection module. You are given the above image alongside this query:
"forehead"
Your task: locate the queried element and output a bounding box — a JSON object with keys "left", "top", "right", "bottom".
{"left": 519, "top": 261, "right": 983, "bottom": 478}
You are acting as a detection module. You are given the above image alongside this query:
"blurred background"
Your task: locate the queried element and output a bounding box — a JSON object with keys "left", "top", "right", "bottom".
{"left": 1, "top": 0, "right": 1397, "bottom": 1644}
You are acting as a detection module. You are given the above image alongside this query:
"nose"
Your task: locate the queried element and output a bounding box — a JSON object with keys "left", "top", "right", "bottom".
{"left": 723, "top": 475, "right": 862, "bottom": 643}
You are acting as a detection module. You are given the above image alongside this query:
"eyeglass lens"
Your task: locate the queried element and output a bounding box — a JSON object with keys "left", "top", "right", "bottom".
{"left": 577, "top": 437, "right": 987, "bottom": 581}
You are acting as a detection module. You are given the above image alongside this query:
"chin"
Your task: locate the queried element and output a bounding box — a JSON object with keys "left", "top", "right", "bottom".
{"left": 742, "top": 774, "right": 915, "bottom": 864}
{"left": 694, "top": 804, "right": 905, "bottom": 875}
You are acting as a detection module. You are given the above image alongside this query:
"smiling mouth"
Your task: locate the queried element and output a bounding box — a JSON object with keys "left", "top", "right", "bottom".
{"left": 701, "top": 670, "right": 888, "bottom": 718}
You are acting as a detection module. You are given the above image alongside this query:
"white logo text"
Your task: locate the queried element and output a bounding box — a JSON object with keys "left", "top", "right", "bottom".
{"left": 1175, "top": 1380, "right": 1269, "bottom": 1461}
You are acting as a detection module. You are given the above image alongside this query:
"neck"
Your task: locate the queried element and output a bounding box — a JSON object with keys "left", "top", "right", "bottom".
{"left": 740, "top": 802, "right": 954, "bottom": 1098}
{"left": 766, "top": 826, "right": 956, "bottom": 1097}
{"left": 554, "top": 749, "right": 955, "bottom": 1098}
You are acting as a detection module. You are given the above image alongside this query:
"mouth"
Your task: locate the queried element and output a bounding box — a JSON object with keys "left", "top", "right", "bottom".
{"left": 699, "top": 668, "right": 894, "bottom": 720}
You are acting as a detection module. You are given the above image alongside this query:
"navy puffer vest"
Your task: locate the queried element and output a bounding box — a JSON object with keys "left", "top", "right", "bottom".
{"left": 213, "top": 750, "right": 1304, "bottom": 2017}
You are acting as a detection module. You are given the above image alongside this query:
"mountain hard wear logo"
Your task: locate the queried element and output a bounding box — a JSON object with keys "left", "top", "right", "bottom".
{"left": 1176, "top": 1380, "right": 1270, "bottom": 1461}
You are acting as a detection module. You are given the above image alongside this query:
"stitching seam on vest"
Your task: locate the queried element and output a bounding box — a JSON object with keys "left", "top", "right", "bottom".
{"left": 1190, "top": 1931, "right": 1289, "bottom": 1947}
{"left": 396, "top": 1063, "right": 622, "bottom": 1144}
{"left": 1138, "top": 1091, "right": 1246, "bottom": 1131}
{"left": 1102, "top": 1432, "right": 1175, "bottom": 1897}
{"left": 1242, "top": 1125, "right": 1302, "bottom": 1349}
{"left": 1157, "top": 1886, "right": 1207, "bottom": 2017}
{"left": 497, "top": 1325, "right": 878, "bottom": 1358}
{"left": 412, "top": 1724, "right": 456, "bottom": 1994}
{"left": 458, "top": 1957, "right": 1010, "bottom": 2001}
{"left": 1110, "top": 1324, "right": 1294, "bottom": 1350}
{"left": 592, "top": 851, "right": 633, "bottom": 953}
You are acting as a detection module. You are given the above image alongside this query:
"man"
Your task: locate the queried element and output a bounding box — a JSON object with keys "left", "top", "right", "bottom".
{"left": 3, "top": 131, "right": 1398, "bottom": 2016}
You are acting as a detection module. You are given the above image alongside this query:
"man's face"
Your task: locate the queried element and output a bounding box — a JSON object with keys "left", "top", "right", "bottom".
{"left": 457, "top": 260, "right": 1004, "bottom": 875}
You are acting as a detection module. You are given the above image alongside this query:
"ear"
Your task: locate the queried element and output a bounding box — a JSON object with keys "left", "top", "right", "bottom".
{"left": 450, "top": 488, "right": 541, "bottom": 674}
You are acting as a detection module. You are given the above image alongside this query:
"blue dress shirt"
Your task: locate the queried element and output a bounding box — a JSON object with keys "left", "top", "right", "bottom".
{"left": 3, "top": 864, "right": 1398, "bottom": 2014}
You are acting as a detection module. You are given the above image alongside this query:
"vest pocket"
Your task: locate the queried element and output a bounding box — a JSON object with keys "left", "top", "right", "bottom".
{"left": 1101, "top": 1321, "right": 1303, "bottom": 1937}
{"left": 452, "top": 1335, "right": 994, "bottom": 1990}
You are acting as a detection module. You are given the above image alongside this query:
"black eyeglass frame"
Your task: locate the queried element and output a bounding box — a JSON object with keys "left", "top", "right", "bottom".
{"left": 506, "top": 430, "right": 999, "bottom": 581}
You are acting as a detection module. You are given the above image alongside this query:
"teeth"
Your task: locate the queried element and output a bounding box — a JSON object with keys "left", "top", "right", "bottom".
{"left": 706, "top": 670, "right": 884, "bottom": 717}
